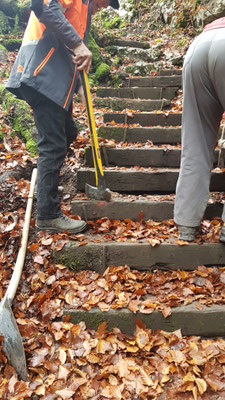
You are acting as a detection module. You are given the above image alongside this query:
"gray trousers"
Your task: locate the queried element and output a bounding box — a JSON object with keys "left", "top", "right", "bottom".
{"left": 174, "top": 28, "right": 225, "bottom": 227}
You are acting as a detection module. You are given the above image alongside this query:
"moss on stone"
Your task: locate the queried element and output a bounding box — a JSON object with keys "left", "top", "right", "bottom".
{"left": 98, "top": 126, "right": 124, "bottom": 141}
{"left": 55, "top": 252, "right": 86, "bottom": 272}
{"left": 0, "top": 11, "right": 9, "bottom": 34}
{"left": 94, "top": 30, "right": 114, "bottom": 48}
{"left": 53, "top": 245, "right": 103, "bottom": 273}
{"left": 88, "top": 32, "right": 101, "bottom": 70}
{"left": 25, "top": 138, "right": 37, "bottom": 155}
{"left": 112, "top": 74, "right": 122, "bottom": 88}
{"left": 104, "top": 45, "right": 117, "bottom": 57}
{"left": 95, "top": 97, "right": 126, "bottom": 111}
{"left": 0, "top": 45, "right": 7, "bottom": 72}
{"left": 2, "top": 38, "right": 22, "bottom": 51}
{"left": 0, "top": 44, "right": 7, "bottom": 56}
{"left": 95, "top": 63, "right": 110, "bottom": 82}
{"left": 103, "top": 14, "right": 123, "bottom": 30}
{"left": 0, "top": 84, "right": 37, "bottom": 155}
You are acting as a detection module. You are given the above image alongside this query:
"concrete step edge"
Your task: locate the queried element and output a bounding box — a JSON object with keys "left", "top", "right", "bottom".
{"left": 64, "top": 303, "right": 225, "bottom": 337}
{"left": 77, "top": 168, "right": 225, "bottom": 193}
{"left": 54, "top": 242, "right": 225, "bottom": 272}
{"left": 71, "top": 198, "right": 223, "bottom": 222}
{"left": 94, "top": 97, "right": 171, "bottom": 111}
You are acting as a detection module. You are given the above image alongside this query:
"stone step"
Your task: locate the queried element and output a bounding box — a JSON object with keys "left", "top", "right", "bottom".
{"left": 64, "top": 304, "right": 225, "bottom": 337}
{"left": 159, "top": 68, "right": 182, "bottom": 76}
{"left": 84, "top": 147, "right": 219, "bottom": 168}
{"left": 96, "top": 87, "right": 178, "bottom": 100}
{"left": 98, "top": 126, "right": 181, "bottom": 143}
{"left": 54, "top": 242, "right": 225, "bottom": 272}
{"left": 94, "top": 97, "right": 170, "bottom": 112}
{"left": 71, "top": 196, "right": 223, "bottom": 222}
{"left": 103, "top": 112, "right": 182, "bottom": 126}
{"left": 125, "top": 75, "right": 182, "bottom": 88}
{"left": 113, "top": 38, "right": 150, "bottom": 48}
{"left": 106, "top": 46, "right": 161, "bottom": 63}
{"left": 77, "top": 168, "right": 225, "bottom": 193}
{"left": 98, "top": 126, "right": 222, "bottom": 144}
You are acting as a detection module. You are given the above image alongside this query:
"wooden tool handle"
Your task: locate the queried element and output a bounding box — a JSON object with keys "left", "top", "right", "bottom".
{"left": 6, "top": 168, "right": 37, "bottom": 303}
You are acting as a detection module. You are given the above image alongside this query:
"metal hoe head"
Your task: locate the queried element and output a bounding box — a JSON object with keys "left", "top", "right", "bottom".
{"left": 218, "top": 122, "right": 225, "bottom": 168}
{"left": 85, "top": 183, "right": 111, "bottom": 201}
{"left": 0, "top": 296, "right": 27, "bottom": 381}
{"left": 218, "top": 139, "right": 225, "bottom": 168}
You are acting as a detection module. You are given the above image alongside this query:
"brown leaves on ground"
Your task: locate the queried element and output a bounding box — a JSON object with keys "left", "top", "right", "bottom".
{"left": 35, "top": 264, "right": 225, "bottom": 316}
{"left": 0, "top": 321, "right": 225, "bottom": 399}
{"left": 87, "top": 216, "right": 223, "bottom": 245}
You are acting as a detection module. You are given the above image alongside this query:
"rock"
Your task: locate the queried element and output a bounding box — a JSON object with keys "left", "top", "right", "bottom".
{"left": 0, "top": 44, "right": 7, "bottom": 63}
{"left": 171, "top": 56, "right": 184, "bottom": 67}
{"left": 125, "top": 61, "right": 155, "bottom": 76}
{"left": 0, "top": 83, "right": 37, "bottom": 156}
{"left": 107, "top": 46, "right": 162, "bottom": 63}
{"left": 194, "top": 0, "right": 225, "bottom": 27}
{"left": 159, "top": 0, "right": 176, "bottom": 24}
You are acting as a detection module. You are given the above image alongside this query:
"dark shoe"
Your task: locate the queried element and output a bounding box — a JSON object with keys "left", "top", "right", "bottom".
{"left": 36, "top": 213, "right": 87, "bottom": 233}
{"left": 177, "top": 225, "right": 199, "bottom": 242}
{"left": 220, "top": 224, "right": 225, "bottom": 243}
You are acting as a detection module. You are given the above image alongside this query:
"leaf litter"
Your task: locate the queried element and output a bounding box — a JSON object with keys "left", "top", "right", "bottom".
{"left": 1, "top": 21, "right": 225, "bottom": 399}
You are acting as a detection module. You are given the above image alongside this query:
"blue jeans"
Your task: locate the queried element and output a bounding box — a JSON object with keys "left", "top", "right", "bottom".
{"left": 20, "top": 84, "right": 78, "bottom": 219}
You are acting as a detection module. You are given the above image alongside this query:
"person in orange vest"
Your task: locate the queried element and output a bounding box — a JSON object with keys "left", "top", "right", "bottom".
{"left": 6, "top": 0, "right": 119, "bottom": 233}
{"left": 174, "top": 17, "right": 225, "bottom": 242}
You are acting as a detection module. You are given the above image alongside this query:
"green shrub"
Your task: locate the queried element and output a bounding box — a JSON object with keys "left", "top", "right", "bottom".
{"left": 104, "top": 14, "right": 123, "bottom": 29}
{"left": 95, "top": 63, "right": 110, "bottom": 82}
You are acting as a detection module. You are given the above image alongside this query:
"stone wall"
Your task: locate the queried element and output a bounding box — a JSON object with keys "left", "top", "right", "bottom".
{"left": 158, "top": 0, "right": 225, "bottom": 29}
{"left": 194, "top": 0, "right": 225, "bottom": 26}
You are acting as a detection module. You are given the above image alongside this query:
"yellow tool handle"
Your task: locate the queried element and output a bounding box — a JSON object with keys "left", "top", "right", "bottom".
{"left": 82, "top": 70, "right": 104, "bottom": 186}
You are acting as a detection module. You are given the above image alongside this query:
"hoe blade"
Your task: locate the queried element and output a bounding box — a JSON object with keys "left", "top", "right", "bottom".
{"left": 0, "top": 296, "right": 27, "bottom": 381}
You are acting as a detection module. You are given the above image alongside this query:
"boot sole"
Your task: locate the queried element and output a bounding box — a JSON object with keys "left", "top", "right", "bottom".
{"left": 36, "top": 222, "right": 87, "bottom": 234}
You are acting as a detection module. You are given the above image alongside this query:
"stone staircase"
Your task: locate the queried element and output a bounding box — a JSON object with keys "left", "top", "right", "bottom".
{"left": 55, "top": 40, "right": 225, "bottom": 338}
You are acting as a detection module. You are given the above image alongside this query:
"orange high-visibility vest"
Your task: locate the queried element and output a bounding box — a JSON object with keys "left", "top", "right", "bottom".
{"left": 6, "top": 0, "right": 92, "bottom": 110}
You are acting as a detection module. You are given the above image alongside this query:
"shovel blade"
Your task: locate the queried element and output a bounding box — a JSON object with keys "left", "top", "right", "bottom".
{"left": 85, "top": 183, "right": 111, "bottom": 201}
{"left": 0, "top": 297, "right": 27, "bottom": 380}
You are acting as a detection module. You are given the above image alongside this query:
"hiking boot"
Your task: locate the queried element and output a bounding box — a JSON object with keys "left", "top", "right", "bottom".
{"left": 220, "top": 224, "right": 225, "bottom": 243}
{"left": 36, "top": 213, "right": 87, "bottom": 233}
{"left": 177, "top": 225, "right": 200, "bottom": 242}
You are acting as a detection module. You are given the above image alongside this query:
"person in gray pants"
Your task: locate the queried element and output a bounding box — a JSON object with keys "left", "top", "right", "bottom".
{"left": 174, "top": 18, "right": 225, "bottom": 242}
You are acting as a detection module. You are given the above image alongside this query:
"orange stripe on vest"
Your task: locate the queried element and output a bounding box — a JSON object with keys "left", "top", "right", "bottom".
{"left": 33, "top": 47, "right": 55, "bottom": 76}
{"left": 64, "top": 65, "right": 77, "bottom": 108}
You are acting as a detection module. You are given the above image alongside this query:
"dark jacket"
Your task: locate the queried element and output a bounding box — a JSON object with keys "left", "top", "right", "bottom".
{"left": 6, "top": 0, "right": 93, "bottom": 110}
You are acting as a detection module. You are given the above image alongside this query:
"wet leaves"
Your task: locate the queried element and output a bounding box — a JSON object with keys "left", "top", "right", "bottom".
{"left": 1, "top": 17, "right": 225, "bottom": 399}
{"left": 0, "top": 320, "right": 225, "bottom": 399}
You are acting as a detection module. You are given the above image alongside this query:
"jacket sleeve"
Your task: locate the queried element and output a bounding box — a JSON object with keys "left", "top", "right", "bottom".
{"left": 30, "top": 0, "right": 82, "bottom": 49}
